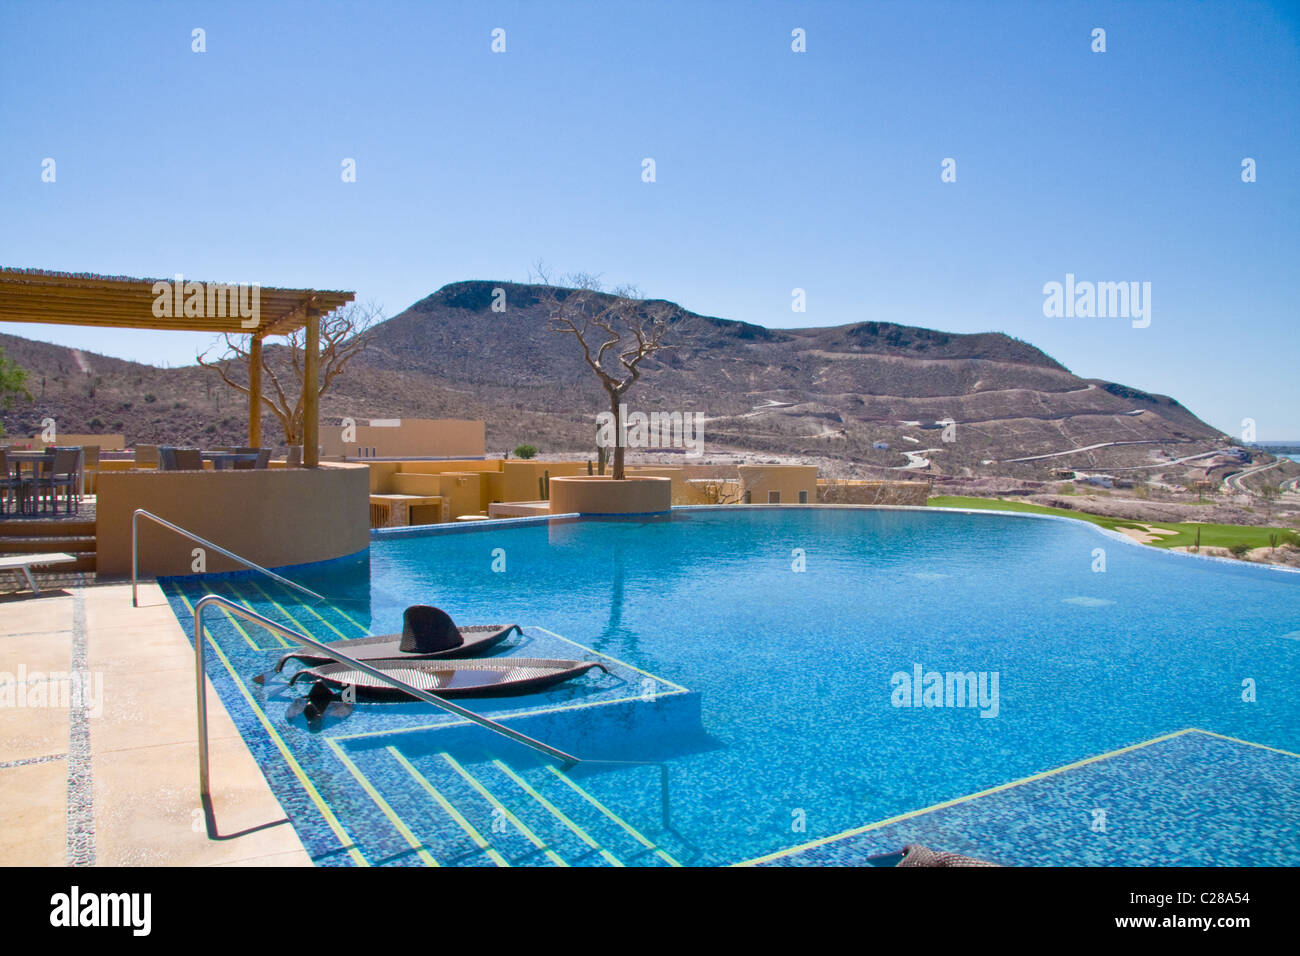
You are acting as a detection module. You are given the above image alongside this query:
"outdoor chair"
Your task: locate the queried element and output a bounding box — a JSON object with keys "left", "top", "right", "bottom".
{"left": 33, "top": 447, "right": 81, "bottom": 514}
{"left": 0, "top": 449, "right": 28, "bottom": 515}
{"left": 158, "top": 446, "right": 178, "bottom": 470}
{"left": 80, "top": 445, "right": 100, "bottom": 499}
{"left": 134, "top": 444, "right": 160, "bottom": 469}
{"left": 232, "top": 446, "right": 266, "bottom": 470}
{"left": 172, "top": 448, "right": 203, "bottom": 470}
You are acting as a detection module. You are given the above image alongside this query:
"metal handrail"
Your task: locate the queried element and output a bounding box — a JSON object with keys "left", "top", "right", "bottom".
{"left": 191, "top": 594, "right": 676, "bottom": 835}
{"left": 193, "top": 596, "right": 579, "bottom": 800}
{"left": 132, "top": 508, "right": 324, "bottom": 607}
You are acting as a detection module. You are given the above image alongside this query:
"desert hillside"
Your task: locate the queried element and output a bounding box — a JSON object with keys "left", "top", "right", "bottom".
{"left": 0, "top": 280, "right": 1236, "bottom": 480}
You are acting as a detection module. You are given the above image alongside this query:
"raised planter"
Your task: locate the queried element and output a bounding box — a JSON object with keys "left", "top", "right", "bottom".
{"left": 548, "top": 475, "right": 672, "bottom": 515}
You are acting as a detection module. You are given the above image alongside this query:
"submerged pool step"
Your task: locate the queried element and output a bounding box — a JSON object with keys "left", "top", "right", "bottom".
{"left": 527, "top": 763, "right": 682, "bottom": 867}
{"left": 364, "top": 745, "right": 677, "bottom": 867}
{"left": 165, "top": 578, "right": 687, "bottom": 866}
{"left": 382, "top": 747, "right": 533, "bottom": 867}
{"left": 483, "top": 758, "right": 627, "bottom": 866}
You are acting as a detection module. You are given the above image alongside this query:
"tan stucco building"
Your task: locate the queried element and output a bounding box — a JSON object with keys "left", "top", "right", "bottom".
{"left": 320, "top": 418, "right": 485, "bottom": 460}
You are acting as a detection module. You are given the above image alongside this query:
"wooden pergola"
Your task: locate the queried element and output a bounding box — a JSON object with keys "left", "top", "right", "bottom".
{"left": 0, "top": 267, "right": 354, "bottom": 467}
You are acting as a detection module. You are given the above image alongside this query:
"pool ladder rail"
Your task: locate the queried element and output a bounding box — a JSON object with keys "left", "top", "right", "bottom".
{"left": 131, "top": 508, "right": 675, "bottom": 846}
{"left": 190, "top": 597, "right": 674, "bottom": 842}
{"left": 131, "top": 508, "right": 324, "bottom": 608}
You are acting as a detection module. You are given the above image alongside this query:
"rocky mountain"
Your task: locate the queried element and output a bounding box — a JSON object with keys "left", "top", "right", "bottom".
{"left": 1, "top": 280, "right": 1229, "bottom": 477}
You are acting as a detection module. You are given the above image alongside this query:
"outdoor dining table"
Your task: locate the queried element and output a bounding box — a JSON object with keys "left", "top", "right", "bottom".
{"left": 2, "top": 449, "right": 82, "bottom": 515}
{"left": 200, "top": 451, "right": 260, "bottom": 470}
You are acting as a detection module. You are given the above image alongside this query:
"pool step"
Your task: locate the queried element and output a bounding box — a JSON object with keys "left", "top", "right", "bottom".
{"left": 174, "top": 576, "right": 685, "bottom": 866}
{"left": 363, "top": 746, "right": 680, "bottom": 867}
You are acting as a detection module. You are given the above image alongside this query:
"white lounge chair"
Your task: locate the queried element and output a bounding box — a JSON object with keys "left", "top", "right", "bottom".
{"left": 0, "top": 552, "right": 77, "bottom": 595}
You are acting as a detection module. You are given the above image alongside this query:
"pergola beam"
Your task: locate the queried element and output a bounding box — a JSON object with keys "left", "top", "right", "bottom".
{"left": 248, "top": 334, "right": 263, "bottom": 448}
{"left": 0, "top": 268, "right": 353, "bottom": 463}
{"left": 302, "top": 310, "right": 320, "bottom": 468}
{"left": 0, "top": 267, "right": 353, "bottom": 336}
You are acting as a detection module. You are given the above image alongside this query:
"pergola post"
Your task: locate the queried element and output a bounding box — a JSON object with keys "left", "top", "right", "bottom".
{"left": 303, "top": 309, "right": 320, "bottom": 468}
{"left": 247, "top": 334, "right": 262, "bottom": 448}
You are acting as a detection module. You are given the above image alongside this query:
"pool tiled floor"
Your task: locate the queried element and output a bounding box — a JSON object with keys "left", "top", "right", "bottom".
{"left": 751, "top": 729, "right": 1300, "bottom": 866}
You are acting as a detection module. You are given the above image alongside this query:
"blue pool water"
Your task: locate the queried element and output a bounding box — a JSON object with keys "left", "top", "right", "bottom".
{"left": 163, "top": 507, "right": 1300, "bottom": 866}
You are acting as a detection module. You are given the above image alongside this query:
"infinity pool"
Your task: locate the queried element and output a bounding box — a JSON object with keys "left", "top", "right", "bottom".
{"left": 164, "top": 507, "right": 1300, "bottom": 866}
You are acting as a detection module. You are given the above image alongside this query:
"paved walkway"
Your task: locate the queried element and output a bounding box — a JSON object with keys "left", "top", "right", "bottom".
{"left": 0, "top": 581, "right": 310, "bottom": 866}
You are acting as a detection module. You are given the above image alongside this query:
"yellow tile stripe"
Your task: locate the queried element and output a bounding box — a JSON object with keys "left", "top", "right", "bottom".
{"left": 493, "top": 759, "right": 622, "bottom": 866}
{"left": 318, "top": 596, "right": 369, "bottom": 634}
{"left": 738, "top": 728, "right": 1199, "bottom": 866}
{"left": 271, "top": 580, "right": 367, "bottom": 634}
{"left": 1189, "top": 727, "right": 1300, "bottom": 759}
{"left": 387, "top": 747, "right": 509, "bottom": 867}
{"left": 178, "top": 583, "right": 261, "bottom": 651}
{"left": 230, "top": 580, "right": 305, "bottom": 647}
{"left": 247, "top": 580, "right": 344, "bottom": 642}
{"left": 214, "top": 600, "right": 269, "bottom": 651}
{"left": 545, "top": 765, "right": 681, "bottom": 866}
{"left": 171, "top": 585, "right": 368, "bottom": 866}
{"left": 264, "top": 580, "right": 367, "bottom": 639}
{"left": 221, "top": 582, "right": 288, "bottom": 648}
{"left": 323, "top": 739, "right": 437, "bottom": 866}
{"left": 440, "top": 752, "right": 566, "bottom": 866}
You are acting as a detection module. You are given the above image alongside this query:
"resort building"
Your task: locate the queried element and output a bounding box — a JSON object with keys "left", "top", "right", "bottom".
{"left": 319, "top": 418, "right": 485, "bottom": 460}
{"left": 737, "top": 464, "right": 819, "bottom": 504}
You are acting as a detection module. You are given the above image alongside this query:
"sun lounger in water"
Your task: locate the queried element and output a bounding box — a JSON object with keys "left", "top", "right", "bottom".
{"left": 271, "top": 605, "right": 519, "bottom": 674}
{"left": 288, "top": 656, "right": 609, "bottom": 702}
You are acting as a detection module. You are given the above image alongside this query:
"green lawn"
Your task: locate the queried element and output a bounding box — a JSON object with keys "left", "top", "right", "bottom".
{"left": 926, "top": 495, "right": 1299, "bottom": 551}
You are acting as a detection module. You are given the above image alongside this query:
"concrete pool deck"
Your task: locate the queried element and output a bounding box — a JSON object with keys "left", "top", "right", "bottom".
{"left": 0, "top": 581, "right": 310, "bottom": 866}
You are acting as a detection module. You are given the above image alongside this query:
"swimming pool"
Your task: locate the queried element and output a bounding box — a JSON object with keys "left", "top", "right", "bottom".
{"left": 163, "top": 507, "right": 1300, "bottom": 866}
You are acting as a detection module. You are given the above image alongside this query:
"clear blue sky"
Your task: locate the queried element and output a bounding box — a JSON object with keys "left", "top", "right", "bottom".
{"left": 2, "top": 0, "right": 1297, "bottom": 436}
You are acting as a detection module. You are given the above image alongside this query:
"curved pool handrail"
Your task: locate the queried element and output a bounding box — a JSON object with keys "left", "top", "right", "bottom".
{"left": 192, "top": 595, "right": 580, "bottom": 805}
{"left": 132, "top": 508, "right": 324, "bottom": 607}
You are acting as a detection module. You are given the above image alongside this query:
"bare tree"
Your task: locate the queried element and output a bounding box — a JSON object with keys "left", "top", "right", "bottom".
{"left": 197, "top": 301, "right": 382, "bottom": 445}
{"left": 536, "top": 269, "right": 681, "bottom": 480}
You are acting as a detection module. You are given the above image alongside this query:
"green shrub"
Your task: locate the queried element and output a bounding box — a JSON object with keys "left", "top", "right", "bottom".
{"left": 513, "top": 444, "right": 538, "bottom": 460}
{"left": 1227, "top": 543, "right": 1251, "bottom": 558}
